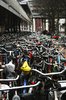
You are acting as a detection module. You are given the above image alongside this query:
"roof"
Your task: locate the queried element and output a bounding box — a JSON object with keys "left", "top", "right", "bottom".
{"left": 18, "top": 0, "right": 66, "bottom": 19}
{"left": 0, "top": 0, "right": 31, "bottom": 22}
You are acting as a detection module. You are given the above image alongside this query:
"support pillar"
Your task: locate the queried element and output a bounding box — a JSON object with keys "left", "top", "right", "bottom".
{"left": 33, "top": 18, "right": 35, "bottom": 32}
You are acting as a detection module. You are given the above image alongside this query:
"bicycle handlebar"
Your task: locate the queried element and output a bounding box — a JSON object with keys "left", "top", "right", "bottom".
{"left": 0, "top": 69, "right": 3, "bottom": 72}
{"left": 1, "top": 47, "right": 14, "bottom": 54}
{"left": 58, "top": 80, "right": 66, "bottom": 83}
{"left": 41, "top": 45, "right": 55, "bottom": 51}
{"left": 0, "top": 81, "right": 40, "bottom": 91}
{"left": 57, "top": 86, "right": 66, "bottom": 91}
{"left": 0, "top": 75, "right": 19, "bottom": 82}
{"left": 54, "top": 42, "right": 66, "bottom": 45}
{"left": 44, "top": 61, "right": 60, "bottom": 66}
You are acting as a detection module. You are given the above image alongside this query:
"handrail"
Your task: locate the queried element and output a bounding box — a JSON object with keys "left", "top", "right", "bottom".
{"left": 0, "top": 75, "right": 19, "bottom": 82}
{"left": 32, "top": 68, "right": 66, "bottom": 76}
{"left": 0, "top": 81, "right": 40, "bottom": 91}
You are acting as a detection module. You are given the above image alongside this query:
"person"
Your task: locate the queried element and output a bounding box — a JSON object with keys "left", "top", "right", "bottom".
{"left": 3, "top": 60, "right": 16, "bottom": 79}
{"left": 18, "top": 60, "right": 32, "bottom": 93}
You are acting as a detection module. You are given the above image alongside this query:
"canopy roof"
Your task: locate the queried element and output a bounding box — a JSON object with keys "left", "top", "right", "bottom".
{"left": 19, "top": 0, "right": 66, "bottom": 18}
